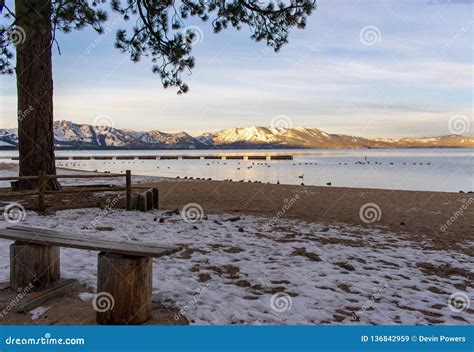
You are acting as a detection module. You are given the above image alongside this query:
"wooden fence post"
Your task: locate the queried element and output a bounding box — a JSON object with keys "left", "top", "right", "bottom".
{"left": 126, "top": 170, "right": 132, "bottom": 211}
{"left": 38, "top": 171, "right": 46, "bottom": 214}
{"left": 152, "top": 188, "right": 159, "bottom": 210}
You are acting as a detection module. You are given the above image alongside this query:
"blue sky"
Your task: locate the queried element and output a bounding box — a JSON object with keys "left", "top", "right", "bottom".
{"left": 0, "top": 0, "right": 472, "bottom": 137}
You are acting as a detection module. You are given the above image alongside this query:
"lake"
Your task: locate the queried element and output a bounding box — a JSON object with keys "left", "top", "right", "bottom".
{"left": 0, "top": 148, "right": 472, "bottom": 192}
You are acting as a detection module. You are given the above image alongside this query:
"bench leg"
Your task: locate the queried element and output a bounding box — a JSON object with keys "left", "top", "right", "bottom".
{"left": 96, "top": 252, "right": 152, "bottom": 325}
{"left": 10, "top": 242, "right": 60, "bottom": 291}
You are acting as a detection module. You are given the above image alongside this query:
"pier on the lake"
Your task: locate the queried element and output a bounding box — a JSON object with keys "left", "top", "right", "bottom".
{"left": 9, "top": 154, "right": 294, "bottom": 161}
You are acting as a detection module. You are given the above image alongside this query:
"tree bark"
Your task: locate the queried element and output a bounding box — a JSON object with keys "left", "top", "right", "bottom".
{"left": 15, "top": 0, "right": 60, "bottom": 190}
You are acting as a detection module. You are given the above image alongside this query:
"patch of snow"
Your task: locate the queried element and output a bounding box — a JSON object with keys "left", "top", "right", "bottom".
{"left": 78, "top": 292, "right": 95, "bottom": 301}
{"left": 0, "top": 208, "right": 471, "bottom": 325}
{"left": 0, "top": 141, "right": 15, "bottom": 147}
{"left": 29, "top": 306, "right": 51, "bottom": 321}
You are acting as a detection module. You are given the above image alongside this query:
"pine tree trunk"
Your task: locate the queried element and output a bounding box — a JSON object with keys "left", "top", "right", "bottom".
{"left": 14, "top": 0, "right": 60, "bottom": 190}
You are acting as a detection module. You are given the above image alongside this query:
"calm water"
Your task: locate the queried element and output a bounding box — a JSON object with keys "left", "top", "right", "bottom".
{"left": 1, "top": 149, "right": 472, "bottom": 192}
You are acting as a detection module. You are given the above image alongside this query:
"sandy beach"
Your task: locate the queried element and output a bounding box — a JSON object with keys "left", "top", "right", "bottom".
{"left": 2, "top": 1, "right": 472, "bottom": 347}
{"left": 0, "top": 164, "right": 472, "bottom": 325}
{"left": 146, "top": 179, "right": 473, "bottom": 254}
{"left": 3, "top": 162, "right": 472, "bottom": 249}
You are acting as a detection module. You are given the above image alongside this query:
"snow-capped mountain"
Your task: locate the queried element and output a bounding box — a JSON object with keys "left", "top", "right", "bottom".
{"left": 0, "top": 120, "right": 472, "bottom": 149}
{"left": 203, "top": 126, "right": 474, "bottom": 149}
{"left": 50, "top": 120, "right": 199, "bottom": 149}
{"left": 0, "top": 128, "right": 17, "bottom": 147}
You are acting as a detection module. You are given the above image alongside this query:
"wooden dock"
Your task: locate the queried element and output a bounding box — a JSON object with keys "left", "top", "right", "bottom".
{"left": 11, "top": 154, "right": 294, "bottom": 161}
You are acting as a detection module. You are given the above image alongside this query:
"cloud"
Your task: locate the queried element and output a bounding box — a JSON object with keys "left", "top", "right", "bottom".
{"left": 0, "top": 0, "right": 471, "bottom": 138}
{"left": 427, "top": 0, "right": 474, "bottom": 4}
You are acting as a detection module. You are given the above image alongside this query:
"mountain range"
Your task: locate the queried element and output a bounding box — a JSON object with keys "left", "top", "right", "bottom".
{"left": 0, "top": 120, "right": 472, "bottom": 150}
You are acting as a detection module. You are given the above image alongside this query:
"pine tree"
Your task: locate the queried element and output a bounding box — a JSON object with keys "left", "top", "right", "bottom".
{"left": 0, "top": 0, "right": 315, "bottom": 190}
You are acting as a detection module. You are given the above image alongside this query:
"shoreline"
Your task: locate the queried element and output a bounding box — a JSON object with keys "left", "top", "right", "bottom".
{"left": 0, "top": 146, "right": 473, "bottom": 153}
{"left": 0, "top": 163, "right": 472, "bottom": 325}
{"left": 145, "top": 179, "right": 473, "bottom": 253}
{"left": 1, "top": 163, "right": 472, "bottom": 252}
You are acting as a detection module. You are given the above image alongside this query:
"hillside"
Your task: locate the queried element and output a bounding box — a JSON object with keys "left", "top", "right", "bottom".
{"left": 0, "top": 121, "right": 472, "bottom": 150}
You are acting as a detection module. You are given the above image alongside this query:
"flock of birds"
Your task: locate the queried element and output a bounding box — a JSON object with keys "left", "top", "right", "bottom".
{"left": 56, "top": 158, "right": 435, "bottom": 188}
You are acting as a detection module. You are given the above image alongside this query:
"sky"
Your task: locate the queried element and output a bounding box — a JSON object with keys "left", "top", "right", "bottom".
{"left": 0, "top": 0, "right": 473, "bottom": 137}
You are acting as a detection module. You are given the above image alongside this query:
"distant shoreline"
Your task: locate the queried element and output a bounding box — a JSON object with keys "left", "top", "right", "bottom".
{"left": 0, "top": 146, "right": 473, "bottom": 152}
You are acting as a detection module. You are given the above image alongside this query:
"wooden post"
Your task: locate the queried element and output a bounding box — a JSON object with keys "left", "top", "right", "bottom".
{"left": 146, "top": 190, "right": 153, "bottom": 210}
{"left": 38, "top": 171, "right": 46, "bottom": 213}
{"left": 152, "top": 188, "right": 159, "bottom": 209}
{"left": 10, "top": 242, "right": 60, "bottom": 291}
{"left": 96, "top": 252, "right": 152, "bottom": 325}
{"left": 139, "top": 192, "right": 147, "bottom": 212}
{"left": 138, "top": 190, "right": 154, "bottom": 212}
{"left": 125, "top": 170, "right": 132, "bottom": 211}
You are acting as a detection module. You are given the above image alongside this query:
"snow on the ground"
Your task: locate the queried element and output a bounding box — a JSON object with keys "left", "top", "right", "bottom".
{"left": 0, "top": 208, "right": 472, "bottom": 325}
{"left": 29, "top": 306, "right": 52, "bottom": 321}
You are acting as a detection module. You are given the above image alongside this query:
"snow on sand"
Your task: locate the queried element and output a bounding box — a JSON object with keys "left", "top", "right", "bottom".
{"left": 0, "top": 208, "right": 472, "bottom": 325}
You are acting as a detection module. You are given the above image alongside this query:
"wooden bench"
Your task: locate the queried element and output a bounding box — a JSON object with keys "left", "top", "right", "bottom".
{"left": 0, "top": 225, "right": 181, "bottom": 325}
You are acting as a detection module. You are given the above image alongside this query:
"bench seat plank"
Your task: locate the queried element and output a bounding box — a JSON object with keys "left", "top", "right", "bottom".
{"left": 10, "top": 225, "right": 172, "bottom": 251}
{"left": 0, "top": 226, "right": 181, "bottom": 258}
